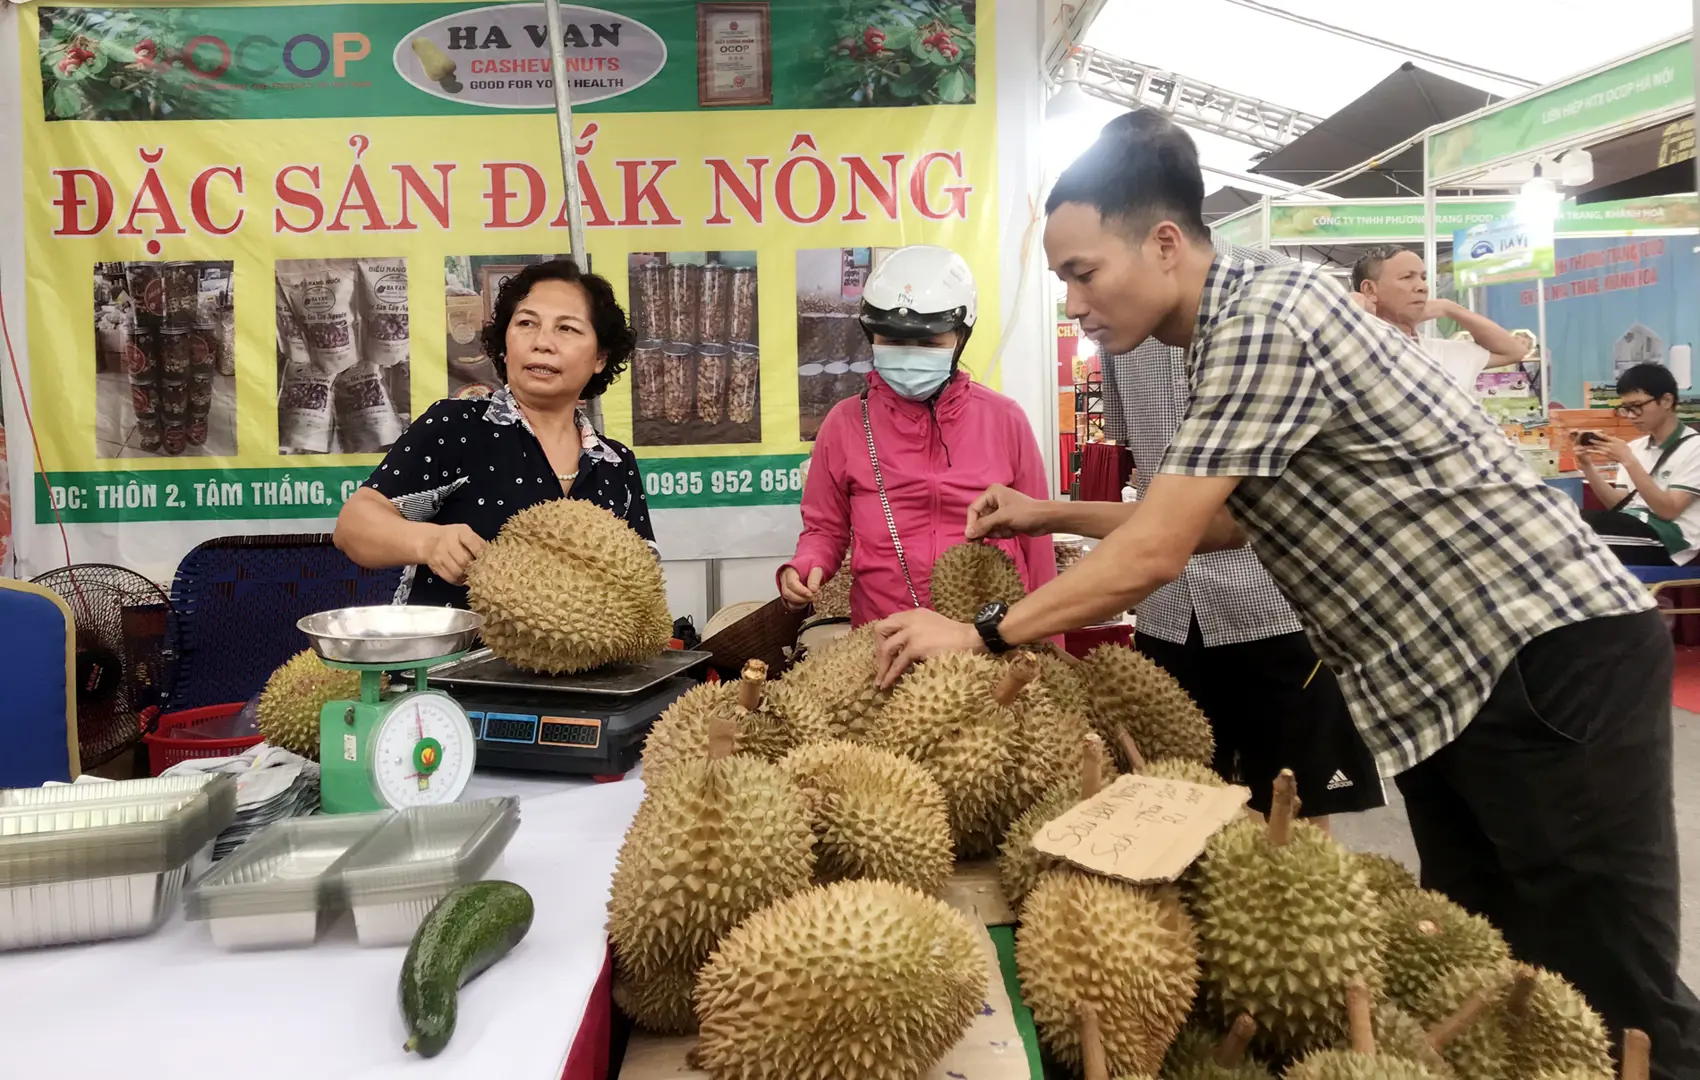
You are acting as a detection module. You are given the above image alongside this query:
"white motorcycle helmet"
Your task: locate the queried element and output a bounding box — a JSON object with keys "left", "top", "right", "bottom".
{"left": 859, "top": 245, "right": 978, "bottom": 362}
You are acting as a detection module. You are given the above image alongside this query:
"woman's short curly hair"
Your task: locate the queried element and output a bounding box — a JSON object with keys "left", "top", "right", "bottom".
{"left": 480, "top": 258, "right": 634, "bottom": 399}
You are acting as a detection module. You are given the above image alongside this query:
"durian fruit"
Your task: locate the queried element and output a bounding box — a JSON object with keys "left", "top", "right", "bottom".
{"left": 1161, "top": 1015, "right": 1275, "bottom": 1080}
{"left": 1079, "top": 644, "right": 1214, "bottom": 769}
{"left": 611, "top": 968, "right": 697, "bottom": 1035}
{"left": 1410, "top": 964, "right": 1517, "bottom": 1080}
{"left": 1192, "top": 771, "right": 1386, "bottom": 1061}
{"left": 1082, "top": 1002, "right": 1152, "bottom": 1080}
{"left": 1504, "top": 965, "right": 1614, "bottom": 1078}
{"left": 1372, "top": 979, "right": 1510, "bottom": 1078}
{"left": 1145, "top": 756, "right": 1231, "bottom": 789}
{"left": 1284, "top": 983, "right": 1445, "bottom": 1080}
{"left": 779, "top": 624, "right": 890, "bottom": 741}
{"left": 640, "top": 661, "right": 831, "bottom": 787}
{"left": 999, "top": 735, "right": 1111, "bottom": 910}
{"left": 1528, "top": 1026, "right": 1649, "bottom": 1080}
{"left": 466, "top": 498, "right": 672, "bottom": 674}
{"left": 1017, "top": 871, "right": 1199, "bottom": 1076}
{"left": 810, "top": 563, "right": 853, "bottom": 620}
{"left": 1034, "top": 644, "right": 1092, "bottom": 719}
{"left": 1353, "top": 853, "right": 1420, "bottom": 903}
{"left": 606, "top": 717, "right": 814, "bottom": 1034}
{"left": 693, "top": 879, "right": 985, "bottom": 1080}
{"left": 1380, "top": 889, "right": 1509, "bottom": 1012}
{"left": 257, "top": 648, "right": 375, "bottom": 760}
{"left": 862, "top": 650, "right": 1020, "bottom": 856}
{"left": 928, "top": 540, "right": 1028, "bottom": 622}
{"left": 780, "top": 740, "right": 953, "bottom": 895}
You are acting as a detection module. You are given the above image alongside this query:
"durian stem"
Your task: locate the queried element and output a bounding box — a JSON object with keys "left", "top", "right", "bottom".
{"left": 1214, "top": 1014, "right": 1257, "bottom": 1067}
{"left": 993, "top": 655, "right": 1039, "bottom": 707}
{"left": 1044, "top": 642, "right": 1083, "bottom": 667}
{"left": 737, "top": 659, "right": 768, "bottom": 710}
{"left": 1426, "top": 986, "right": 1494, "bottom": 1050}
{"left": 1507, "top": 965, "right": 1538, "bottom": 1016}
{"left": 1082, "top": 734, "right": 1106, "bottom": 799}
{"left": 1078, "top": 1003, "right": 1110, "bottom": 1080}
{"left": 1267, "top": 769, "right": 1298, "bottom": 846}
{"left": 706, "top": 714, "right": 737, "bottom": 761}
{"left": 1623, "top": 1028, "right": 1651, "bottom": 1080}
{"left": 1347, "top": 979, "right": 1375, "bottom": 1055}
{"left": 1118, "top": 730, "right": 1147, "bottom": 773}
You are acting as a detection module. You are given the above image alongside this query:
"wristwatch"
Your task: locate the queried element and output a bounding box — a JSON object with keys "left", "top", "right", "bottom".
{"left": 974, "top": 602, "right": 1013, "bottom": 655}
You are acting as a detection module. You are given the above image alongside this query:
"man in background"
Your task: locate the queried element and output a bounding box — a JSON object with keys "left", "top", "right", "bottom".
{"left": 1099, "top": 126, "right": 1385, "bottom": 829}
{"left": 1352, "top": 246, "right": 1529, "bottom": 391}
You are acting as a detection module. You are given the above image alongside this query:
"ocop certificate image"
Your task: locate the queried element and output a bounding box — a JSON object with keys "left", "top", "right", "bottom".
{"left": 698, "top": 2, "right": 772, "bottom": 107}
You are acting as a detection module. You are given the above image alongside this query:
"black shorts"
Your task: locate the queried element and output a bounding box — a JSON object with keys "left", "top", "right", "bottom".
{"left": 1135, "top": 617, "right": 1386, "bottom": 817}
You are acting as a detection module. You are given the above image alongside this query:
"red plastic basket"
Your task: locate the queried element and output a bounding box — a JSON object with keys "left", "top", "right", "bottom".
{"left": 141, "top": 703, "right": 264, "bottom": 776}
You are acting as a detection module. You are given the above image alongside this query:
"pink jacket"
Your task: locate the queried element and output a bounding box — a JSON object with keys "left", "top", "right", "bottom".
{"left": 784, "top": 371, "right": 1057, "bottom": 628}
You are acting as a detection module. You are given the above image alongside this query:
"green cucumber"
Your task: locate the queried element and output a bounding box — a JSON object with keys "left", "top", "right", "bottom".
{"left": 400, "top": 880, "right": 535, "bottom": 1057}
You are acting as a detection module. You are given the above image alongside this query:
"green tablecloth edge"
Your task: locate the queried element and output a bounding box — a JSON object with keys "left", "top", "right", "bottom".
{"left": 988, "top": 924, "right": 1045, "bottom": 1079}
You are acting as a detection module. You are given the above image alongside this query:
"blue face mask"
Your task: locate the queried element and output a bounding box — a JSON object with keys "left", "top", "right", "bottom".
{"left": 872, "top": 344, "right": 955, "bottom": 401}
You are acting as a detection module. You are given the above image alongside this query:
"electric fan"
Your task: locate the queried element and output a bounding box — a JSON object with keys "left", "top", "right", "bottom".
{"left": 30, "top": 564, "right": 172, "bottom": 770}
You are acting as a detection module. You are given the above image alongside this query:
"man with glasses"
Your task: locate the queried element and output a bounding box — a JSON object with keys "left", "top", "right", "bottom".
{"left": 1578, "top": 362, "right": 1700, "bottom": 567}
{"left": 1351, "top": 246, "right": 1529, "bottom": 391}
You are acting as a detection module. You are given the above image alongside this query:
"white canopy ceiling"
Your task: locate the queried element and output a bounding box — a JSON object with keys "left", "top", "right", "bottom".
{"left": 1071, "top": 0, "right": 1695, "bottom": 195}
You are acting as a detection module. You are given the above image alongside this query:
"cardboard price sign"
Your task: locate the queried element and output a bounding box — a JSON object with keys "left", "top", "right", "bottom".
{"left": 1031, "top": 774, "right": 1251, "bottom": 883}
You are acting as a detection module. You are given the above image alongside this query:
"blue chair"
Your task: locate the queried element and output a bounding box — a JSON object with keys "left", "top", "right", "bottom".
{"left": 163, "top": 534, "right": 402, "bottom": 712}
{"left": 1627, "top": 565, "right": 1700, "bottom": 617}
{"left": 0, "top": 579, "right": 80, "bottom": 785}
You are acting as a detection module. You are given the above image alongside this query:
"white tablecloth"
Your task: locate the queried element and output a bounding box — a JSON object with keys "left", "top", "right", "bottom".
{"left": 0, "top": 772, "right": 646, "bottom": 1080}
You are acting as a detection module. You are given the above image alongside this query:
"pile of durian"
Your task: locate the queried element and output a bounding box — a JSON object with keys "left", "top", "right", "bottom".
{"left": 605, "top": 542, "right": 1646, "bottom": 1080}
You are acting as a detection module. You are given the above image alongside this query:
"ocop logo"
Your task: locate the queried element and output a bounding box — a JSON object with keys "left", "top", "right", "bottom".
{"left": 394, "top": 3, "right": 666, "bottom": 109}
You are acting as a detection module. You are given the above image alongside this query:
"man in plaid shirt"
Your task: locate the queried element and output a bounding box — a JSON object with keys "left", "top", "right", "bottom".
{"left": 1104, "top": 234, "right": 1385, "bottom": 828}
{"left": 875, "top": 110, "right": 1700, "bottom": 1076}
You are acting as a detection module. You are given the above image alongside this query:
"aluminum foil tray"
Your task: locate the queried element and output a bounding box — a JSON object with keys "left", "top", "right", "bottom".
{"left": 339, "top": 797, "right": 520, "bottom": 947}
{"left": 186, "top": 812, "right": 391, "bottom": 949}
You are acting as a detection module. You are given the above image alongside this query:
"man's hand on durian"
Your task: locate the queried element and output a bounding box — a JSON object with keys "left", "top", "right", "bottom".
{"left": 422, "top": 523, "right": 487, "bottom": 585}
{"left": 779, "top": 565, "right": 823, "bottom": 611}
{"left": 873, "top": 608, "right": 981, "bottom": 689}
{"left": 966, "top": 484, "right": 1044, "bottom": 540}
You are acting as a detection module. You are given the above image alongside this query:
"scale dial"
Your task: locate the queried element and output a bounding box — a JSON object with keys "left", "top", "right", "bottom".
{"left": 369, "top": 691, "right": 476, "bottom": 808}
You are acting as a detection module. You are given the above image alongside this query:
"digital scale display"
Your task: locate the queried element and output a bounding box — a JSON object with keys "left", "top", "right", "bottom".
{"left": 472, "top": 712, "right": 602, "bottom": 750}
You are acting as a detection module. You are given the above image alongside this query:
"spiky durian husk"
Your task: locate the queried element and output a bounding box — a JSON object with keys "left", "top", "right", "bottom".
{"left": 1079, "top": 644, "right": 1215, "bottom": 768}
{"left": 1381, "top": 890, "right": 1509, "bottom": 1012}
{"left": 779, "top": 625, "right": 890, "bottom": 741}
{"left": 1283, "top": 1049, "right": 1445, "bottom": 1080}
{"left": 1033, "top": 645, "right": 1092, "bottom": 720}
{"left": 1192, "top": 818, "right": 1386, "bottom": 1060}
{"left": 693, "top": 879, "right": 984, "bottom": 1080}
{"left": 861, "top": 651, "right": 1018, "bottom": 856}
{"left": 1371, "top": 1003, "right": 1454, "bottom": 1077}
{"left": 611, "top": 967, "right": 698, "bottom": 1034}
{"left": 928, "top": 541, "right": 1028, "bottom": 623}
{"left": 1160, "top": 1025, "right": 1276, "bottom": 1080}
{"left": 1017, "top": 872, "right": 1199, "bottom": 1076}
{"left": 1146, "top": 758, "right": 1229, "bottom": 788}
{"left": 1411, "top": 965, "right": 1516, "bottom": 1080}
{"left": 998, "top": 782, "right": 1078, "bottom": 911}
{"left": 1507, "top": 968, "right": 1614, "bottom": 1078}
{"left": 811, "top": 565, "right": 853, "bottom": 620}
{"left": 606, "top": 755, "right": 814, "bottom": 999}
{"left": 640, "top": 680, "right": 832, "bottom": 788}
{"left": 780, "top": 740, "right": 953, "bottom": 895}
{"left": 1354, "top": 852, "right": 1421, "bottom": 903}
{"left": 1528, "top": 1072, "right": 1613, "bottom": 1080}
{"left": 466, "top": 498, "right": 672, "bottom": 674}
{"left": 257, "top": 649, "right": 372, "bottom": 760}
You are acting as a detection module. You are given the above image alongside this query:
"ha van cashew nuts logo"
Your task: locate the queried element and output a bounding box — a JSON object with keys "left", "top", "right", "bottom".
{"left": 395, "top": 3, "right": 666, "bottom": 109}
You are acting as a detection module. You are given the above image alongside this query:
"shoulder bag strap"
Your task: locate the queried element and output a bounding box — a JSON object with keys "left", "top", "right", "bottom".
{"left": 1611, "top": 431, "right": 1693, "bottom": 513}
{"left": 861, "top": 390, "right": 922, "bottom": 609}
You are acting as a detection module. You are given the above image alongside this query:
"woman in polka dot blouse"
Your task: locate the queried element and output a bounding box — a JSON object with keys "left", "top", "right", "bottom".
{"left": 334, "top": 258, "right": 657, "bottom": 608}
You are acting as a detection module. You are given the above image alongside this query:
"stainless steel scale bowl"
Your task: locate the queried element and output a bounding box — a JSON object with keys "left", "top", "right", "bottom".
{"left": 297, "top": 606, "right": 484, "bottom": 665}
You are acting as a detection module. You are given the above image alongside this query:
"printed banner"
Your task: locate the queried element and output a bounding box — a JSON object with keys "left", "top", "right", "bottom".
{"left": 1427, "top": 38, "right": 1692, "bottom": 182}
{"left": 11, "top": 0, "right": 1000, "bottom": 565}
{"left": 1216, "top": 194, "right": 1700, "bottom": 246}
{"left": 1453, "top": 214, "right": 1556, "bottom": 289}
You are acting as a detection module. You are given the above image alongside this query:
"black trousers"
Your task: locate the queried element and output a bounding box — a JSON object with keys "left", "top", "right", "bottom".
{"left": 1584, "top": 508, "right": 1678, "bottom": 566}
{"left": 1395, "top": 610, "right": 1700, "bottom": 1079}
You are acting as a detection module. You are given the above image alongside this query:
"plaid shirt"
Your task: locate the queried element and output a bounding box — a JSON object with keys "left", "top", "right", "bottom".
{"left": 1103, "top": 234, "right": 1304, "bottom": 647}
{"left": 1159, "top": 252, "right": 1653, "bottom": 773}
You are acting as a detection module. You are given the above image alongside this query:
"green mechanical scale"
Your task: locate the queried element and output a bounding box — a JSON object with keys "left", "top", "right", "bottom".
{"left": 297, "top": 606, "right": 486, "bottom": 815}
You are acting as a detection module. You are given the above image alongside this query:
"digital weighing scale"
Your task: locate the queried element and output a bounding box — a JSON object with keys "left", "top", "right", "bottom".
{"left": 417, "top": 648, "right": 709, "bottom": 777}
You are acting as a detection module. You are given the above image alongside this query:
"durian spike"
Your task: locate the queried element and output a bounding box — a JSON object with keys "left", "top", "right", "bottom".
{"left": 1346, "top": 979, "right": 1375, "bottom": 1055}
{"left": 1082, "top": 734, "right": 1106, "bottom": 799}
{"left": 1118, "top": 730, "right": 1147, "bottom": 773}
{"left": 1078, "top": 1002, "right": 1111, "bottom": 1080}
{"left": 1622, "top": 1028, "right": 1651, "bottom": 1080}
{"left": 737, "top": 659, "right": 768, "bottom": 710}
{"left": 993, "top": 654, "right": 1039, "bottom": 707}
{"left": 1425, "top": 985, "right": 1494, "bottom": 1051}
{"left": 706, "top": 713, "right": 737, "bottom": 760}
{"left": 1214, "top": 1013, "right": 1257, "bottom": 1066}
{"left": 1506, "top": 964, "right": 1538, "bottom": 1016}
{"left": 1267, "top": 769, "right": 1298, "bottom": 846}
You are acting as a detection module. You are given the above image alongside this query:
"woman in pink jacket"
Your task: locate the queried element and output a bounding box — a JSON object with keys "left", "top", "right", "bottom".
{"left": 779, "top": 245, "right": 1055, "bottom": 626}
